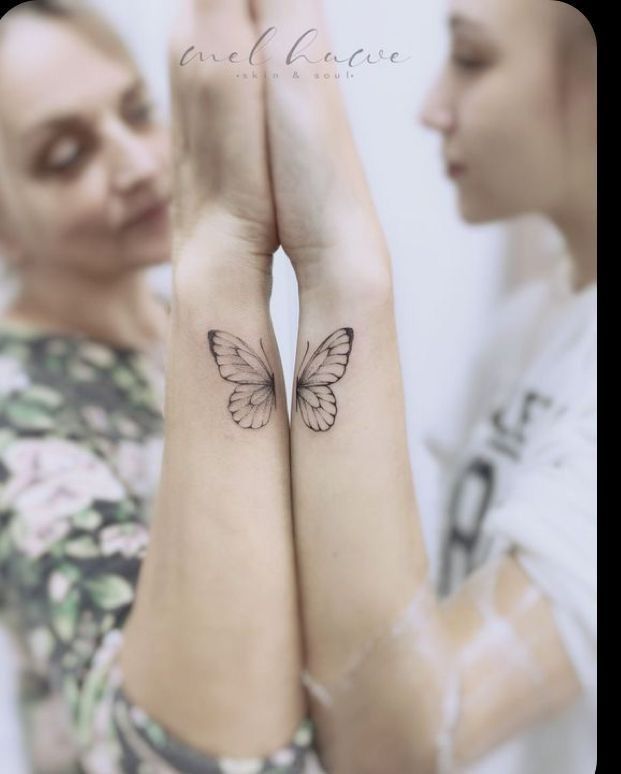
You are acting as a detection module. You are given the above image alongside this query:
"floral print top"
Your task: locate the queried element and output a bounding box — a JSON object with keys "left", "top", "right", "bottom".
{"left": 0, "top": 321, "right": 315, "bottom": 774}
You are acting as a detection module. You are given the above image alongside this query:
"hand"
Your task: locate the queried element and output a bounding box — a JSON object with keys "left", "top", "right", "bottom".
{"left": 169, "top": 0, "right": 278, "bottom": 294}
{"left": 252, "top": 0, "right": 391, "bottom": 293}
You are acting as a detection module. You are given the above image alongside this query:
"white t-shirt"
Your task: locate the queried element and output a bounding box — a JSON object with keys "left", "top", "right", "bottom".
{"left": 434, "top": 265, "right": 597, "bottom": 774}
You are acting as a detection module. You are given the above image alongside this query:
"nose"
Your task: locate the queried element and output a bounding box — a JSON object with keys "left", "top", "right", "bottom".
{"left": 419, "top": 70, "right": 456, "bottom": 135}
{"left": 106, "top": 120, "right": 162, "bottom": 193}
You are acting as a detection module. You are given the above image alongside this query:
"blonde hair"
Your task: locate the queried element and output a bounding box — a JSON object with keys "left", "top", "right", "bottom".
{"left": 0, "top": 0, "right": 142, "bottom": 295}
{"left": 0, "top": 0, "right": 137, "bottom": 70}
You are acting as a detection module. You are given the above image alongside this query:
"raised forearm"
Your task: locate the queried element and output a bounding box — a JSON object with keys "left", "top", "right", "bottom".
{"left": 293, "top": 268, "right": 427, "bottom": 669}
{"left": 292, "top": 262, "right": 583, "bottom": 774}
{"left": 290, "top": 256, "right": 443, "bottom": 771}
{"left": 120, "top": 261, "right": 305, "bottom": 757}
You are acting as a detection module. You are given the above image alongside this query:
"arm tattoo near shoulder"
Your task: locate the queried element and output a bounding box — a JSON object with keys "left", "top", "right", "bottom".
{"left": 208, "top": 330, "right": 276, "bottom": 430}
{"left": 295, "top": 327, "right": 354, "bottom": 432}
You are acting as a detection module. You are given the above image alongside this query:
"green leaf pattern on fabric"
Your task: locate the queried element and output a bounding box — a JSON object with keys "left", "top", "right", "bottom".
{"left": 0, "top": 326, "right": 315, "bottom": 773}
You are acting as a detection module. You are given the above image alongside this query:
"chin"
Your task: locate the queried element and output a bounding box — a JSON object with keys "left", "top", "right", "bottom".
{"left": 127, "top": 242, "right": 172, "bottom": 268}
{"left": 458, "top": 204, "right": 493, "bottom": 225}
{"left": 457, "top": 195, "right": 513, "bottom": 225}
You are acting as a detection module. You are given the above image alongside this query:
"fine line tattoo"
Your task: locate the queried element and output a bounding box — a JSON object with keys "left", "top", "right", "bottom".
{"left": 208, "top": 330, "right": 276, "bottom": 429}
{"left": 295, "top": 327, "right": 354, "bottom": 432}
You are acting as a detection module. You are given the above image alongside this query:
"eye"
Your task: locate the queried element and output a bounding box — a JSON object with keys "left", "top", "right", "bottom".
{"left": 451, "top": 53, "right": 487, "bottom": 71}
{"left": 124, "top": 98, "right": 156, "bottom": 127}
{"left": 450, "top": 45, "right": 489, "bottom": 73}
{"left": 42, "top": 136, "right": 87, "bottom": 174}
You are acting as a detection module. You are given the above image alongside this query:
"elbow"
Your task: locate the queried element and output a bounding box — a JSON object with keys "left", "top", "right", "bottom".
{"left": 309, "top": 596, "right": 459, "bottom": 773}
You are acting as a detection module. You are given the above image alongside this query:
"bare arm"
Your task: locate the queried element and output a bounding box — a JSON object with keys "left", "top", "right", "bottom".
{"left": 120, "top": 269, "right": 305, "bottom": 756}
{"left": 119, "top": 0, "right": 306, "bottom": 758}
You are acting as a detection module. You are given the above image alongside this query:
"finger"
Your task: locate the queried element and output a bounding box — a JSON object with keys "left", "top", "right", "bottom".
{"left": 168, "top": 1, "right": 273, "bottom": 222}
{"left": 251, "top": 0, "right": 344, "bottom": 110}
{"left": 251, "top": 0, "right": 325, "bottom": 26}
{"left": 169, "top": 0, "right": 254, "bottom": 65}
{"left": 251, "top": 0, "right": 333, "bottom": 62}
{"left": 168, "top": 0, "right": 259, "bottom": 133}
{"left": 253, "top": 0, "right": 373, "bottom": 221}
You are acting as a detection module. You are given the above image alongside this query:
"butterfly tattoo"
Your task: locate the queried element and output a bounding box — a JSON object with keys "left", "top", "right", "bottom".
{"left": 296, "top": 327, "right": 354, "bottom": 432}
{"left": 208, "top": 330, "right": 276, "bottom": 430}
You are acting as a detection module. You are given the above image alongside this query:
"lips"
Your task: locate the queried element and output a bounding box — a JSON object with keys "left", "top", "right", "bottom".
{"left": 446, "top": 161, "right": 466, "bottom": 179}
{"left": 121, "top": 199, "right": 170, "bottom": 230}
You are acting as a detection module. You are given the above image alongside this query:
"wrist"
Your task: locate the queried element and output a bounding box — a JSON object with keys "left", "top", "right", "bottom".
{"left": 170, "top": 252, "right": 273, "bottom": 350}
{"left": 291, "top": 218, "right": 393, "bottom": 305}
{"left": 173, "top": 253, "right": 272, "bottom": 301}
{"left": 172, "top": 240, "right": 273, "bottom": 308}
{"left": 171, "top": 209, "right": 276, "bottom": 299}
{"left": 296, "top": 248, "right": 394, "bottom": 311}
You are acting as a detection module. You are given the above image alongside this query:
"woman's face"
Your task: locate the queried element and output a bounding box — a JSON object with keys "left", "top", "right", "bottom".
{"left": 420, "top": 0, "right": 596, "bottom": 224}
{"left": 0, "top": 13, "right": 171, "bottom": 280}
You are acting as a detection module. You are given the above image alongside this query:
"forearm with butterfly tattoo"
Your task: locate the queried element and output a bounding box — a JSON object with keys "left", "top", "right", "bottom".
{"left": 288, "top": 280, "right": 433, "bottom": 772}
{"left": 208, "top": 327, "right": 355, "bottom": 432}
{"left": 120, "top": 277, "right": 308, "bottom": 757}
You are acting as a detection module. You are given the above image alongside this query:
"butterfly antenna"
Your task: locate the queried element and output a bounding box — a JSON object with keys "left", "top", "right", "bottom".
{"left": 294, "top": 340, "right": 311, "bottom": 414}
{"left": 259, "top": 338, "right": 273, "bottom": 372}
{"left": 298, "top": 340, "right": 311, "bottom": 379}
{"left": 259, "top": 338, "right": 276, "bottom": 409}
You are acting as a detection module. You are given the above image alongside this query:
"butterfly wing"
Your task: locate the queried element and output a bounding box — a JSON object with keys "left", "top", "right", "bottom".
{"left": 296, "top": 328, "right": 354, "bottom": 432}
{"left": 228, "top": 382, "right": 276, "bottom": 429}
{"left": 297, "top": 383, "right": 338, "bottom": 432}
{"left": 208, "top": 330, "right": 275, "bottom": 429}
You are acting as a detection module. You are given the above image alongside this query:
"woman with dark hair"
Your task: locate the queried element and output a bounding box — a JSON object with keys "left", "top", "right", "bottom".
{"left": 243, "top": 0, "right": 594, "bottom": 771}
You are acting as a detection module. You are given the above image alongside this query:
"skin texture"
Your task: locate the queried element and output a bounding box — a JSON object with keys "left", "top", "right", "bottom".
{"left": 167, "top": 0, "right": 278, "bottom": 283}
{"left": 251, "top": 0, "right": 392, "bottom": 295}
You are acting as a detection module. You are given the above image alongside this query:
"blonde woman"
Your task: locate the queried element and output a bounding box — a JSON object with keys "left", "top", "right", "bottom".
{"left": 0, "top": 1, "right": 311, "bottom": 771}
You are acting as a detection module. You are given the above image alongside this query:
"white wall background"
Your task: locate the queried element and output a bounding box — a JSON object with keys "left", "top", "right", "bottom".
{"left": 0, "top": 1, "right": 561, "bottom": 771}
